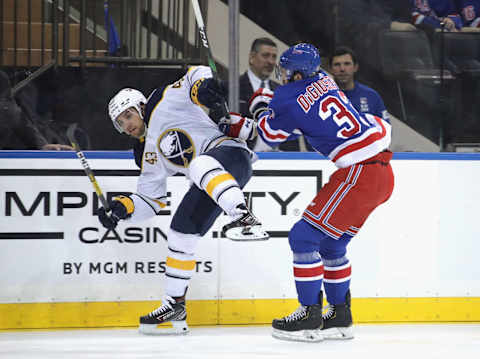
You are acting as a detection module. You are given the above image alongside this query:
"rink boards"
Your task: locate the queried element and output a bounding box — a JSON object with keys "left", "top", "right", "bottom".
{"left": 0, "top": 151, "right": 479, "bottom": 329}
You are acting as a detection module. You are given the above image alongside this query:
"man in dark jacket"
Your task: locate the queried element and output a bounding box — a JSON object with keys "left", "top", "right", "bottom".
{"left": 239, "top": 37, "right": 281, "bottom": 151}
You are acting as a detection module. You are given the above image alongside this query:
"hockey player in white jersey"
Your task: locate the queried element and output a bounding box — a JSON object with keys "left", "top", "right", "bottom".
{"left": 99, "top": 65, "right": 268, "bottom": 335}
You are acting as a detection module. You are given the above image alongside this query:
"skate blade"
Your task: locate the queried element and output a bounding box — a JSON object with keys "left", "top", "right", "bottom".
{"left": 321, "top": 326, "right": 354, "bottom": 340}
{"left": 138, "top": 321, "right": 189, "bottom": 335}
{"left": 272, "top": 328, "right": 323, "bottom": 342}
{"left": 223, "top": 225, "right": 269, "bottom": 241}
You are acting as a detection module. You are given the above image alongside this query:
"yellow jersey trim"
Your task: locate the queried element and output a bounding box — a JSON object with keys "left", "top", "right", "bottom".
{"left": 206, "top": 173, "right": 235, "bottom": 196}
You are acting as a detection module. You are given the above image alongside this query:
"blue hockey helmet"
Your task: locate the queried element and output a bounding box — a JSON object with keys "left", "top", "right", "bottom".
{"left": 277, "top": 43, "right": 321, "bottom": 81}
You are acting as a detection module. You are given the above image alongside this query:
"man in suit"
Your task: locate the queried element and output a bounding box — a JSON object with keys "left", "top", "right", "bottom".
{"left": 239, "top": 37, "right": 279, "bottom": 115}
{"left": 239, "top": 37, "right": 280, "bottom": 151}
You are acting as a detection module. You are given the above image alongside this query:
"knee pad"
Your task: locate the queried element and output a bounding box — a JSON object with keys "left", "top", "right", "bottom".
{"left": 288, "top": 219, "right": 323, "bottom": 253}
{"left": 317, "top": 236, "right": 349, "bottom": 260}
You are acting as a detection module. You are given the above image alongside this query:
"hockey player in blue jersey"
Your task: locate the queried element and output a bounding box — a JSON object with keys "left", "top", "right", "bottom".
{"left": 220, "top": 43, "right": 394, "bottom": 342}
{"left": 411, "top": 0, "right": 462, "bottom": 31}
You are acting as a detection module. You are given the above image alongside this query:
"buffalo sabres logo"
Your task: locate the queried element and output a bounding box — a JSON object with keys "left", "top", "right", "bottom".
{"left": 144, "top": 152, "right": 158, "bottom": 165}
{"left": 157, "top": 128, "right": 195, "bottom": 167}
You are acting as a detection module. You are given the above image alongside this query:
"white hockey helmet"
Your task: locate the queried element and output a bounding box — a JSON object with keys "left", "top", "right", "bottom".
{"left": 108, "top": 88, "right": 147, "bottom": 133}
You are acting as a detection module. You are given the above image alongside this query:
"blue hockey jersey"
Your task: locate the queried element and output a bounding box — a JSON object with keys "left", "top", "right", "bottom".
{"left": 257, "top": 70, "right": 391, "bottom": 168}
{"left": 456, "top": 0, "right": 480, "bottom": 27}
{"left": 411, "top": 0, "right": 462, "bottom": 29}
{"left": 343, "top": 82, "right": 390, "bottom": 123}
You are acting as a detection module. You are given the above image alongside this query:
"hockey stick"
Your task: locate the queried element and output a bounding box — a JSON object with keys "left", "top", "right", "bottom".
{"left": 190, "top": 0, "right": 230, "bottom": 121}
{"left": 66, "top": 123, "right": 110, "bottom": 212}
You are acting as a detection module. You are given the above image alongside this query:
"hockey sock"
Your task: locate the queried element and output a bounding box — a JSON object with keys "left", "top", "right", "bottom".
{"left": 293, "top": 251, "right": 324, "bottom": 306}
{"left": 165, "top": 229, "right": 200, "bottom": 297}
{"left": 323, "top": 257, "right": 351, "bottom": 305}
{"left": 189, "top": 155, "right": 245, "bottom": 216}
{"left": 165, "top": 249, "right": 196, "bottom": 297}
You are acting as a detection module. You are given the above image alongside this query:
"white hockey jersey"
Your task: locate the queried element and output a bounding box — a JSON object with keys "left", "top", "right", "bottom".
{"left": 127, "top": 65, "right": 250, "bottom": 222}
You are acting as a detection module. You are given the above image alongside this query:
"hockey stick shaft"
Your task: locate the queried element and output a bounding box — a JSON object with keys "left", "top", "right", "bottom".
{"left": 191, "top": 0, "right": 218, "bottom": 77}
{"left": 191, "top": 0, "right": 230, "bottom": 119}
{"left": 66, "top": 124, "right": 110, "bottom": 211}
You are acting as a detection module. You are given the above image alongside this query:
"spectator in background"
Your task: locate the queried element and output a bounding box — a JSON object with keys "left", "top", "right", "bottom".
{"left": 456, "top": 0, "right": 480, "bottom": 28}
{"left": 411, "top": 0, "right": 462, "bottom": 32}
{"left": 0, "top": 70, "right": 73, "bottom": 150}
{"left": 329, "top": 46, "right": 390, "bottom": 124}
{"left": 239, "top": 37, "right": 280, "bottom": 152}
{"left": 239, "top": 37, "right": 279, "bottom": 117}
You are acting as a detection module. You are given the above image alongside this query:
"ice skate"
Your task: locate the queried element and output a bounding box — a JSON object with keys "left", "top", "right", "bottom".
{"left": 321, "top": 290, "right": 354, "bottom": 339}
{"left": 271, "top": 292, "right": 324, "bottom": 342}
{"left": 222, "top": 204, "right": 269, "bottom": 241}
{"left": 138, "top": 295, "right": 189, "bottom": 335}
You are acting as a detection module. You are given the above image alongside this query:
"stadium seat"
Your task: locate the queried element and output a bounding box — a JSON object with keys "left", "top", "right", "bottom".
{"left": 378, "top": 30, "right": 437, "bottom": 79}
{"left": 378, "top": 30, "right": 457, "bottom": 145}
{"left": 431, "top": 32, "right": 480, "bottom": 78}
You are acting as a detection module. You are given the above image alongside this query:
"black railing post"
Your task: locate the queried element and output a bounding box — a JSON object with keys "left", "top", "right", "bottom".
{"left": 157, "top": 0, "right": 163, "bottom": 59}
{"left": 120, "top": 0, "right": 125, "bottom": 55}
{"left": 138, "top": 0, "right": 143, "bottom": 57}
{"left": 0, "top": 0, "right": 3, "bottom": 66}
{"left": 41, "top": 0, "right": 45, "bottom": 66}
{"left": 79, "top": 0, "right": 86, "bottom": 69}
{"left": 147, "top": 0, "right": 152, "bottom": 58}
{"left": 52, "top": 0, "right": 59, "bottom": 69}
{"left": 93, "top": 0, "right": 97, "bottom": 56}
{"left": 106, "top": 0, "right": 110, "bottom": 56}
{"left": 166, "top": 0, "right": 171, "bottom": 57}
{"left": 174, "top": 0, "right": 179, "bottom": 58}
{"left": 13, "top": 0, "right": 17, "bottom": 69}
{"left": 63, "top": 0, "right": 70, "bottom": 66}
{"left": 132, "top": 0, "right": 137, "bottom": 57}
{"left": 182, "top": 0, "right": 189, "bottom": 59}
{"left": 28, "top": 0, "right": 32, "bottom": 67}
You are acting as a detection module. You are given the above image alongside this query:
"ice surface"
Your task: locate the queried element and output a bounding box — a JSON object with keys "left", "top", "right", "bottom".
{"left": 1, "top": 324, "right": 479, "bottom": 359}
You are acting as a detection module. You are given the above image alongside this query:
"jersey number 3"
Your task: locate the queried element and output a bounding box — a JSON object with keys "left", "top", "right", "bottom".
{"left": 319, "top": 95, "right": 364, "bottom": 139}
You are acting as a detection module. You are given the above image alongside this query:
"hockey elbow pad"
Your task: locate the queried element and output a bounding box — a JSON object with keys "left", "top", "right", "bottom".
{"left": 248, "top": 87, "right": 274, "bottom": 120}
{"left": 191, "top": 77, "right": 227, "bottom": 109}
{"left": 98, "top": 195, "right": 134, "bottom": 230}
{"left": 219, "top": 112, "right": 257, "bottom": 140}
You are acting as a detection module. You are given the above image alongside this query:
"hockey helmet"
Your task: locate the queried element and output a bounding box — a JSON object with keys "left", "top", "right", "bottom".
{"left": 277, "top": 43, "right": 321, "bottom": 81}
{"left": 108, "top": 88, "right": 147, "bottom": 133}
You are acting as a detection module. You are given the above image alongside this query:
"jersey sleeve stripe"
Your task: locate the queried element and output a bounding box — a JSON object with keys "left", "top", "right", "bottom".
{"left": 257, "top": 116, "right": 290, "bottom": 141}
{"left": 331, "top": 115, "right": 387, "bottom": 164}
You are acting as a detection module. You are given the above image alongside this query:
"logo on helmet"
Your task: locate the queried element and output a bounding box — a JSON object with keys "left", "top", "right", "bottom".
{"left": 279, "top": 43, "right": 321, "bottom": 81}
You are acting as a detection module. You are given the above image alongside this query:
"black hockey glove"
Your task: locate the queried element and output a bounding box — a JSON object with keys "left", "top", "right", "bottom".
{"left": 196, "top": 78, "right": 227, "bottom": 110}
{"left": 98, "top": 196, "right": 134, "bottom": 230}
